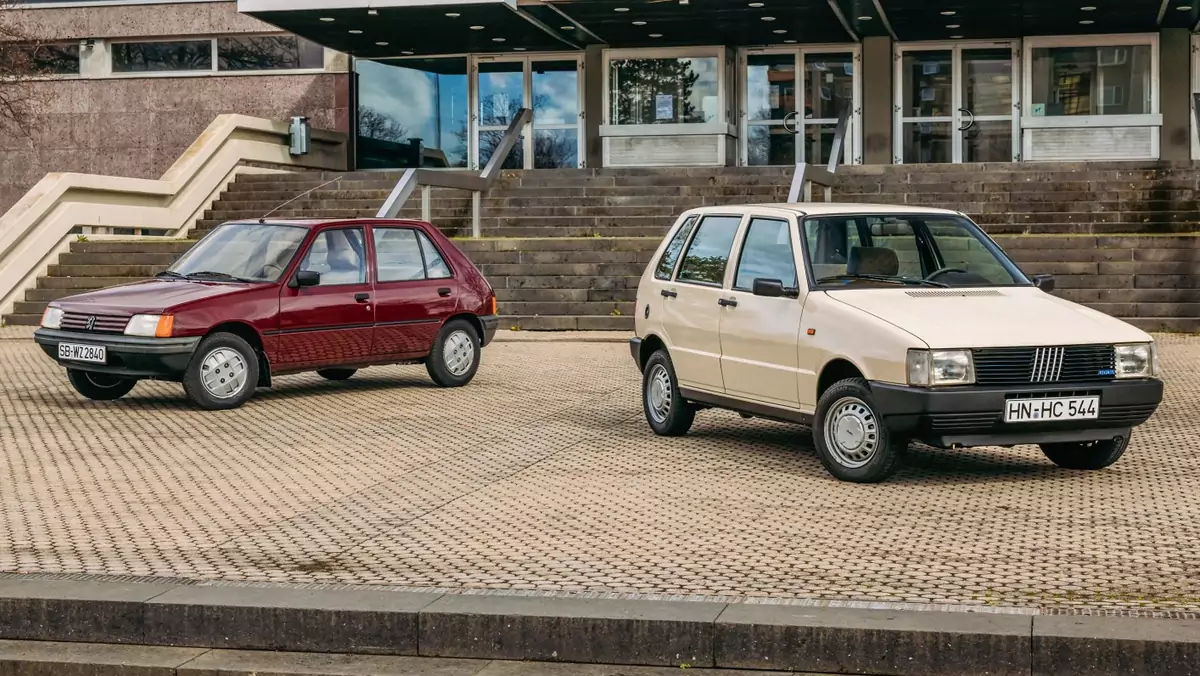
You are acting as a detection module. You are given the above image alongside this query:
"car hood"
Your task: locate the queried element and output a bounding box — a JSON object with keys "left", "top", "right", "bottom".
{"left": 54, "top": 279, "right": 257, "bottom": 314}
{"left": 826, "top": 286, "right": 1152, "bottom": 348}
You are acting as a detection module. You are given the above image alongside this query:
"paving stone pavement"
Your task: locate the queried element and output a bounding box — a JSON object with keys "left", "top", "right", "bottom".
{"left": 1, "top": 331, "right": 1199, "bottom": 616}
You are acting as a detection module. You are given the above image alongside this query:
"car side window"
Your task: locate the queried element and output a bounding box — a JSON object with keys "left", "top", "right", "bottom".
{"left": 734, "top": 218, "right": 797, "bottom": 291}
{"left": 300, "top": 228, "right": 366, "bottom": 286}
{"left": 373, "top": 228, "right": 426, "bottom": 282}
{"left": 417, "top": 231, "right": 452, "bottom": 279}
{"left": 654, "top": 215, "right": 698, "bottom": 280}
{"left": 676, "top": 215, "right": 742, "bottom": 286}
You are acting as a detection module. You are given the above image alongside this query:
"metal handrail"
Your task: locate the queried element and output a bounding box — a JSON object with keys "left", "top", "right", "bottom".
{"left": 376, "top": 108, "right": 533, "bottom": 237}
{"left": 787, "top": 103, "right": 852, "bottom": 203}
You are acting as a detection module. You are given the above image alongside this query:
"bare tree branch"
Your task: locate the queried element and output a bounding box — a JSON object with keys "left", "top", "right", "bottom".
{"left": 0, "top": 0, "right": 55, "bottom": 138}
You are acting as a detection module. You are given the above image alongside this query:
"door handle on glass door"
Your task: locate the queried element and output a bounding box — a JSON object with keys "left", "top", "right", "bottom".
{"left": 355, "top": 293, "right": 370, "bottom": 303}
{"left": 718, "top": 298, "right": 738, "bottom": 307}
{"left": 661, "top": 289, "right": 678, "bottom": 298}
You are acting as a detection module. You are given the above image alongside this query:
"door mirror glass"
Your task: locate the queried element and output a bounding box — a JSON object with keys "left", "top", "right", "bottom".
{"left": 292, "top": 270, "right": 321, "bottom": 288}
{"left": 1032, "top": 273, "right": 1055, "bottom": 292}
{"left": 752, "top": 278, "right": 786, "bottom": 298}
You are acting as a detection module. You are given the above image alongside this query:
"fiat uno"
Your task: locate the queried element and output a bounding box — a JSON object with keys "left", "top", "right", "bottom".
{"left": 629, "top": 204, "right": 1163, "bottom": 483}
{"left": 34, "top": 218, "right": 498, "bottom": 410}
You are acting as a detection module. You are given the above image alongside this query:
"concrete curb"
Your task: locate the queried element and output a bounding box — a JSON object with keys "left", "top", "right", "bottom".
{"left": 0, "top": 578, "right": 1198, "bottom": 675}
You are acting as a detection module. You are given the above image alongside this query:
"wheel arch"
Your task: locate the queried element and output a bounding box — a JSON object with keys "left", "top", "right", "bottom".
{"left": 817, "top": 357, "right": 867, "bottom": 399}
{"left": 446, "top": 313, "right": 485, "bottom": 344}
{"left": 638, "top": 333, "right": 667, "bottom": 371}
{"left": 204, "top": 321, "right": 271, "bottom": 387}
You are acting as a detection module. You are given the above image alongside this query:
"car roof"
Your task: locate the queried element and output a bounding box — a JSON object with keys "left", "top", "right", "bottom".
{"left": 684, "top": 203, "right": 964, "bottom": 217}
{"left": 226, "top": 218, "right": 429, "bottom": 229}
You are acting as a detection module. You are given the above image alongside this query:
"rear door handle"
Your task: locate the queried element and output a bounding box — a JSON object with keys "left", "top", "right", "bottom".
{"left": 718, "top": 298, "right": 738, "bottom": 307}
{"left": 661, "top": 289, "right": 678, "bottom": 298}
{"left": 355, "top": 293, "right": 370, "bottom": 303}
{"left": 438, "top": 287, "right": 452, "bottom": 297}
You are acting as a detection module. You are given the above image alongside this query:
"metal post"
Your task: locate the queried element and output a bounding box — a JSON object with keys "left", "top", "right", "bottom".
{"left": 826, "top": 103, "right": 852, "bottom": 174}
{"left": 472, "top": 191, "right": 482, "bottom": 238}
{"left": 787, "top": 163, "right": 808, "bottom": 203}
{"left": 421, "top": 185, "right": 432, "bottom": 223}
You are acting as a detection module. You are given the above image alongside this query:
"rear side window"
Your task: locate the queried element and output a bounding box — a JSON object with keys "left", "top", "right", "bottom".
{"left": 676, "top": 215, "right": 742, "bottom": 286}
{"left": 417, "top": 231, "right": 452, "bottom": 279}
{"left": 654, "top": 216, "right": 697, "bottom": 280}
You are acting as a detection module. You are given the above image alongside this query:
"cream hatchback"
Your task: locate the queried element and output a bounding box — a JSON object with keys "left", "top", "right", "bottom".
{"left": 630, "top": 204, "right": 1163, "bottom": 483}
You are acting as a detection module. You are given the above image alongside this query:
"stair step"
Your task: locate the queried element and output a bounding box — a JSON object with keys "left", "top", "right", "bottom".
{"left": 502, "top": 314, "right": 634, "bottom": 331}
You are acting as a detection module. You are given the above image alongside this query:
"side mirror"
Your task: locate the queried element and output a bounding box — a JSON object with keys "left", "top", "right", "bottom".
{"left": 290, "top": 270, "right": 321, "bottom": 288}
{"left": 752, "top": 278, "right": 786, "bottom": 298}
{"left": 1032, "top": 273, "right": 1055, "bottom": 293}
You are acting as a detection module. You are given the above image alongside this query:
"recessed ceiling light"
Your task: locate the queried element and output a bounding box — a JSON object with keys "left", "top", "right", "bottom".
{"left": 367, "top": 8, "right": 377, "bottom": 15}
{"left": 446, "top": 12, "right": 460, "bottom": 17}
{"left": 319, "top": 16, "right": 334, "bottom": 21}
{"left": 1079, "top": 19, "right": 1094, "bottom": 23}
{"left": 513, "top": 47, "right": 526, "bottom": 51}
{"left": 761, "top": 15, "right": 776, "bottom": 21}
{"left": 492, "top": 37, "right": 506, "bottom": 42}
{"left": 749, "top": 1, "right": 764, "bottom": 6}
{"left": 348, "top": 29, "right": 363, "bottom": 34}
{"left": 561, "top": 25, "right": 575, "bottom": 30}
{"left": 941, "top": 10, "right": 956, "bottom": 15}
{"left": 950, "top": 34, "right": 964, "bottom": 38}
{"left": 946, "top": 24, "right": 960, "bottom": 28}
{"left": 375, "top": 41, "right": 388, "bottom": 46}
{"left": 649, "top": 32, "right": 663, "bottom": 37}
{"left": 633, "top": 20, "right": 647, "bottom": 25}
{"left": 1179, "top": 4, "right": 1193, "bottom": 9}
{"left": 1081, "top": 5, "right": 1096, "bottom": 10}
{"left": 401, "top": 50, "right": 414, "bottom": 55}
{"left": 773, "top": 29, "right": 787, "bottom": 33}
{"left": 858, "top": 15, "right": 872, "bottom": 20}
{"left": 784, "top": 39, "right": 797, "bottom": 43}
{"left": 614, "top": 6, "right": 630, "bottom": 11}
{"left": 470, "top": 25, "right": 485, "bottom": 30}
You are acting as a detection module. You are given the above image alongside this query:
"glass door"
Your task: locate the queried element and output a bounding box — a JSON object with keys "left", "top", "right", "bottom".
{"left": 741, "top": 47, "right": 859, "bottom": 166}
{"left": 895, "top": 42, "right": 1019, "bottom": 163}
{"left": 472, "top": 55, "right": 582, "bottom": 170}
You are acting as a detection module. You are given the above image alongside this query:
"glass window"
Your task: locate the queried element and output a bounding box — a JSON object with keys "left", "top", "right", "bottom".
{"left": 746, "top": 54, "right": 795, "bottom": 122}
{"left": 168, "top": 222, "right": 307, "bottom": 283}
{"left": 901, "top": 51, "right": 952, "bottom": 118}
{"left": 1030, "top": 45, "right": 1153, "bottom": 116}
{"left": 300, "top": 228, "right": 367, "bottom": 286}
{"left": 804, "top": 53, "right": 853, "bottom": 120}
{"left": 112, "top": 40, "right": 213, "bottom": 73}
{"left": 6, "top": 43, "right": 81, "bottom": 75}
{"left": 609, "top": 55, "right": 720, "bottom": 125}
{"left": 355, "top": 57, "right": 469, "bottom": 169}
{"left": 417, "top": 231, "right": 452, "bottom": 279}
{"left": 677, "top": 215, "right": 741, "bottom": 286}
{"left": 654, "top": 216, "right": 698, "bottom": 280}
{"left": 217, "top": 35, "right": 323, "bottom": 71}
{"left": 734, "top": 218, "right": 797, "bottom": 291}
{"left": 374, "top": 228, "right": 426, "bottom": 282}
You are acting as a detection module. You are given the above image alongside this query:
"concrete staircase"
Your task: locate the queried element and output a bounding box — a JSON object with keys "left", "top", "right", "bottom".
{"left": 7, "top": 162, "right": 1200, "bottom": 331}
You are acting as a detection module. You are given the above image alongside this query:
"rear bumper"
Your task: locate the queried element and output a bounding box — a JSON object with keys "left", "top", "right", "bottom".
{"left": 630, "top": 337, "right": 643, "bottom": 370}
{"left": 480, "top": 315, "right": 499, "bottom": 347}
{"left": 34, "top": 328, "right": 200, "bottom": 379}
{"left": 870, "top": 378, "right": 1164, "bottom": 448}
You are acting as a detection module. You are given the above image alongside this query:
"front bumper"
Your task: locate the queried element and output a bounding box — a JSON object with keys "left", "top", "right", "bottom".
{"left": 871, "top": 378, "right": 1164, "bottom": 448}
{"left": 480, "top": 315, "right": 500, "bottom": 347}
{"left": 34, "top": 328, "right": 200, "bottom": 380}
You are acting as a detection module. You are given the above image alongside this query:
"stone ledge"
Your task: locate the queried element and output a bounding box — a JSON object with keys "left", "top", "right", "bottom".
{"left": 0, "top": 578, "right": 1198, "bottom": 675}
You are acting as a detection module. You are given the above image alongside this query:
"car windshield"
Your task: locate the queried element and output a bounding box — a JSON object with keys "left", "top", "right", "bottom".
{"left": 167, "top": 222, "right": 308, "bottom": 283}
{"left": 802, "top": 213, "right": 1030, "bottom": 289}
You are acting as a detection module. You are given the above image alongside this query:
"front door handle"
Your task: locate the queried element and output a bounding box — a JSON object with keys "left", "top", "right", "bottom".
{"left": 718, "top": 298, "right": 738, "bottom": 308}
{"left": 355, "top": 293, "right": 370, "bottom": 303}
{"left": 661, "top": 289, "right": 678, "bottom": 298}
{"left": 438, "top": 287, "right": 452, "bottom": 297}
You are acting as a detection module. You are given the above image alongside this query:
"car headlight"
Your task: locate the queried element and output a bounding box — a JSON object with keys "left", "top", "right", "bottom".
{"left": 1114, "top": 343, "right": 1154, "bottom": 379}
{"left": 40, "top": 306, "right": 64, "bottom": 329}
{"left": 907, "top": 349, "right": 975, "bottom": 387}
{"left": 124, "top": 314, "right": 174, "bottom": 338}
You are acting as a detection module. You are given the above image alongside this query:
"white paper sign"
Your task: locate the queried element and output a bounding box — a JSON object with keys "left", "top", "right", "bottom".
{"left": 655, "top": 94, "right": 674, "bottom": 120}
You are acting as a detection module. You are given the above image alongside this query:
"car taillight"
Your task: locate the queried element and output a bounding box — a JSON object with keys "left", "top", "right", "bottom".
{"left": 489, "top": 296, "right": 497, "bottom": 316}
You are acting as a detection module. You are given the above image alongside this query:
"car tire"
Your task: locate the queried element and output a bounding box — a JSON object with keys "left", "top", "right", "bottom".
{"left": 1040, "top": 436, "right": 1129, "bottom": 470}
{"left": 813, "top": 377, "right": 904, "bottom": 483}
{"left": 66, "top": 369, "right": 137, "bottom": 401}
{"left": 426, "top": 319, "right": 480, "bottom": 387}
{"left": 182, "top": 332, "right": 259, "bottom": 410}
{"left": 642, "top": 349, "right": 695, "bottom": 437}
{"left": 317, "top": 368, "right": 357, "bottom": 381}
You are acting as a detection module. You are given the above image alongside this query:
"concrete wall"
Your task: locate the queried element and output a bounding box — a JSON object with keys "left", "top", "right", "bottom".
{"left": 0, "top": 1, "right": 351, "bottom": 215}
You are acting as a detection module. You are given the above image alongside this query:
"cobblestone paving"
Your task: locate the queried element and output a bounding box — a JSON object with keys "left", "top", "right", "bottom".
{"left": 2, "top": 330, "right": 1199, "bottom": 615}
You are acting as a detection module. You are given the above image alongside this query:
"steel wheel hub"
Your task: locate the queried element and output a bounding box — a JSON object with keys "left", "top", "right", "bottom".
{"left": 443, "top": 330, "right": 475, "bottom": 376}
{"left": 646, "top": 364, "right": 672, "bottom": 424}
{"left": 824, "top": 396, "right": 879, "bottom": 468}
{"left": 200, "top": 347, "right": 248, "bottom": 399}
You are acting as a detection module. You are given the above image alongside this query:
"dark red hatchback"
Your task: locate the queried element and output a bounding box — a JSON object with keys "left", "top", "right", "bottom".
{"left": 33, "top": 218, "right": 499, "bottom": 409}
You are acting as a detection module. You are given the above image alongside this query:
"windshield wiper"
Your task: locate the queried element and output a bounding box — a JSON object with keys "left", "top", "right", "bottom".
{"left": 817, "top": 273, "right": 949, "bottom": 288}
{"left": 155, "top": 270, "right": 186, "bottom": 280}
{"left": 184, "top": 270, "right": 256, "bottom": 283}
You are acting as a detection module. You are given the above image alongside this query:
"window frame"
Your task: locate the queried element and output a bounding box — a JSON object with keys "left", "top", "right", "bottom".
{"left": 370, "top": 226, "right": 457, "bottom": 283}
{"left": 1022, "top": 33, "right": 1159, "bottom": 121}
{"left": 298, "top": 226, "right": 370, "bottom": 288}
{"left": 654, "top": 214, "right": 699, "bottom": 281}
{"left": 731, "top": 215, "right": 799, "bottom": 295}
{"left": 105, "top": 33, "right": 326, "bottom": 78}
{"left": 416, "top": 229, "right": 455, "bottom": 280}
{"left": 5, "top": 42, "right": 83, "bottom": 79}
{"left": 602, "top": 45, "right": 728, "bottom": 127}
{"left": 672, "top": 213, "right": 747, "bottom": 289}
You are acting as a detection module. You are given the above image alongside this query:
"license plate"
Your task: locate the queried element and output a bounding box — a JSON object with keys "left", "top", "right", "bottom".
{"left": 58, "top": 343, "right": 106, "bottom": 364}
{"left": 1004, "top": 396, "right": 1099, "bottom": 423}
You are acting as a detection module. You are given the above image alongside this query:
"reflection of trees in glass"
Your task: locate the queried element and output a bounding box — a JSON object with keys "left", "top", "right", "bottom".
{"left": 679, "top": 256, "right": 728, "bottom": 285}
{"left": 610, "top": 59, "right": 700, "bottom": 125}
{"left": 534, "top": 130, "right": 576, "bottom": 169}
{"left": 112, "top": 41, "right": 212, "bottom": 72}
{"left": 358, "top": 106, "right": 409, "bottom": 143}
{"left": 461, "top": 93, "right": 576, "bottom": 169}
{"left": 217, "top": 36, "right": 323, "bottom": 71}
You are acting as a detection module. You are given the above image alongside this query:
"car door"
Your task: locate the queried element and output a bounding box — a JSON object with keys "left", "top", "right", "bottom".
{"left": 719, "top": 214, "right": 807, "bottom": 409}
{"left": 658, "top": 213, "right": 744, "bottom": 394}
{"left": 370, "top": 225, "right": 457, "bottom": 358}
{"left": 277, "top": 226, "right": 375, "bottom": 368}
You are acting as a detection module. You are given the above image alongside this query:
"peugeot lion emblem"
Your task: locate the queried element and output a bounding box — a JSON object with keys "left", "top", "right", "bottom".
{"left": 84, "top": 315, "right": 97, "bottom": 331}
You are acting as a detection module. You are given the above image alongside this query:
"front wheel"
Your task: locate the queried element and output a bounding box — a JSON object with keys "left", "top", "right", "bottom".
{"left": 1040, "top": 436, "right": 1129, "bottom": 470}
{"left": 813, "top": 378, "right": 905, "bottom": 483}
{"left": 182, "top": 332, "right": 259, "bottom": 410}
{"left": 66, "top": 369, "right": 137, "bottom": 401}
{"left": 426, "top": 319, "right": 481, "bottom": 387}
{"left": 642, "top": 349, "right": 695, "bottom": 436}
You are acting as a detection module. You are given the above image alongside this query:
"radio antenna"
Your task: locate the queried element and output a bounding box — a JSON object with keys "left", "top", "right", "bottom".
{"left": 259, "top": 175, "right": 345, "bottom": 223}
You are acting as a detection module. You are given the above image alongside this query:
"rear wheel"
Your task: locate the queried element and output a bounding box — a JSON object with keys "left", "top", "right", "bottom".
{"left": 1040, "top": 436, "right": 1129, "bottom": 470}
{"left": 66, "top": 369, "right": 137, "bottom": 401}
{"left": 642, "top": 349, "right": 695, "bottom": 436}
{"left": 426, "top": 319, "right": 481, "bottom": 387}
{"left": 182, "top": 332, "right": 259, "bottom": 410}
{"left": 317, "top": 368, "right": 357, "bottom": 381}
{"left": 813, "top": 378, "right": 905, "bottom": 483}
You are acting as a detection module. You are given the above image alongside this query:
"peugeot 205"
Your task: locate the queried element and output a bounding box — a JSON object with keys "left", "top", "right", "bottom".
{"left": 629, "top": 204, "right": 1163, "bottom": 483}
{"left": 34, "top": 218, "right": 498, "bottom": 410}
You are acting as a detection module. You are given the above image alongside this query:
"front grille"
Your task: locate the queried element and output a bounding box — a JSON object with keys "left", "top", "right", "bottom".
{"left": 972, "top": 345, "right": 1115, "bottom": 386}
{"left": 60, "top": 312, "right": 129, "bottom": 334}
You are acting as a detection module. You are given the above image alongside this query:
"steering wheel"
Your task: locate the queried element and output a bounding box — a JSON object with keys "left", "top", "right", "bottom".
{"left": 925, "top": 266, "right": 968, "bottom": 282}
